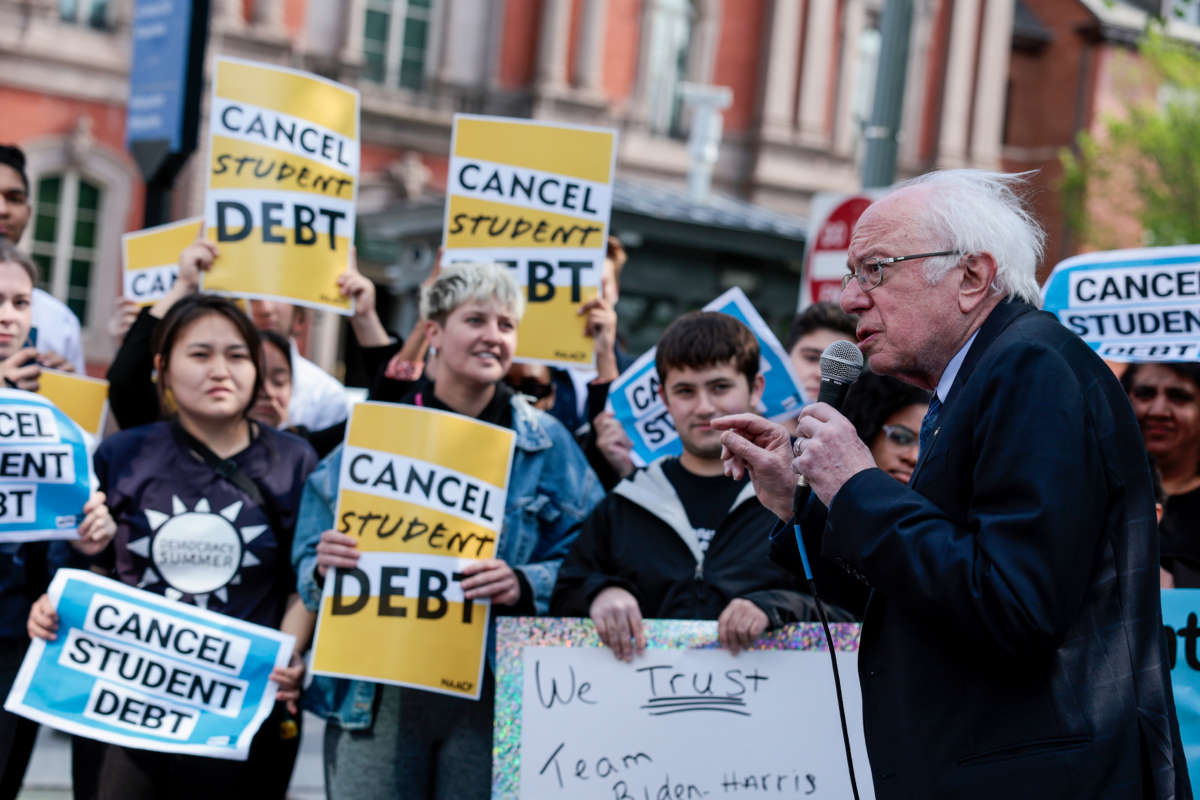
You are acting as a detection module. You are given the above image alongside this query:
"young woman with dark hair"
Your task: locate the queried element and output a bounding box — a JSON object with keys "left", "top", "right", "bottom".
{"left": 29, "top": 294, "right": 317, "bottom": 800}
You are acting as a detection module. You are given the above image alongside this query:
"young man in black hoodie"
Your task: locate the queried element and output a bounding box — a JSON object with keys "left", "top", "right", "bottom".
{"left": 551, "top": 311, "right": 816, "bottom": 660}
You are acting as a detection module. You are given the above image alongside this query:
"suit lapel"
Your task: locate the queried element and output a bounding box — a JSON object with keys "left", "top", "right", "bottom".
{"left": 910, "top": 300, "right": 1038, "bottom": 483}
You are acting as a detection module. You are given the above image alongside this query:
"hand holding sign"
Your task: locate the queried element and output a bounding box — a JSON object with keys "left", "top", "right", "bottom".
{"left": 589, "top": 586, "right": 645, "bottom": 662}
{"left": 269, "top": 652, "right": 304, "bottom": 715}
{"left": 315, "top": 529, "right": 360, "bottom": 577}
{"left": 27, "top": 592, "right": 58, "bottom": 641}
{"left": 153, "top": 233, "right": 217, "bottom": 317}
{"left": 2, "top": 348, "right": 41, "bottom": 391}
{"left": 337, "top": 247, "right": 390, "bottom": 348}
{"left": 74, "top": 491, "right": 117, "bottom": 556}
{"left": 458, "top": 559, "right": 520, "bottom": 605}
{"left": 579, "top": 296, "right": 619, "bottom": 382}
{"left": 717, "top": 598, "right": 769, "bottom": 655}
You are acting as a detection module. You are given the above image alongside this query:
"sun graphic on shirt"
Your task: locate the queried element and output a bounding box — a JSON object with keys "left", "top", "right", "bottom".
{"left": 125, "top": 496, "right": 268, "bottom": 610}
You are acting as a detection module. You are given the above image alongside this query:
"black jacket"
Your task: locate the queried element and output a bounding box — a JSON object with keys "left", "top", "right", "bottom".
{"left": 551, "top": 458, "right": 818, "bottom": 626}
{"left": 783, "top": 301, "right": 1190, "bottom": 799}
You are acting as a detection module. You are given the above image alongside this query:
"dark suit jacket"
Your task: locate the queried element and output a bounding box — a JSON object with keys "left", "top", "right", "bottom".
{"left": 788, "top": 300, "right": 1190, "bottom": 799}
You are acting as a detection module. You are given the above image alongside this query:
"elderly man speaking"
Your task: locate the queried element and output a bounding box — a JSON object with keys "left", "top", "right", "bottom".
{"left": 715, "top": 170, "right": 1190, "bottom": 799}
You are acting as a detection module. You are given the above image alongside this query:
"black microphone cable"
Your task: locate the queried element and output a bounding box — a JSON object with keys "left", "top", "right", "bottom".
{"left": 791, "top": 490, "right": 861, "bottom": 800}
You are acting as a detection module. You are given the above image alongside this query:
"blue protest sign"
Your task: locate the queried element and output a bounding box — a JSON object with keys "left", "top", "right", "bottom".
{"left": 0, "top": 389, "right": 93, "bottom": 543}
{"left": 607, "top": 288, "right": 805, "bottom": 466}
{"left": 1041, "top": 245, "right": 1200, "bottom": 362}
{"left": 1163, "top": 589, "right": 1200, "bottom": 784}
{"left": 4, "top": 569, "right": 293, "bottom": 760}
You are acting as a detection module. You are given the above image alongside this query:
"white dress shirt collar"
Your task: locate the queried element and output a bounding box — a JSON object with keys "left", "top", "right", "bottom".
{"left": 935, "top": 330, "right": 980, "bottom": 403}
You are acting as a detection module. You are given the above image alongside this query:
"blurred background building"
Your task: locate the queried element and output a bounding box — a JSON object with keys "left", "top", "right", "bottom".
{"left": 3, "top": 0, "right": 1193, "bottom": 376}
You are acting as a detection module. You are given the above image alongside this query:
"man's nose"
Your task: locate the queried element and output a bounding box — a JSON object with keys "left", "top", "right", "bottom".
{"left": 840, "top": 278, "right": 869, "bottom": 313}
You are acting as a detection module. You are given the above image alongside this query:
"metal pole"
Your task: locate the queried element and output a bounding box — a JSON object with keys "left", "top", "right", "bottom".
{"left": 861, "top": 0, "right": 914, "bottom": 189}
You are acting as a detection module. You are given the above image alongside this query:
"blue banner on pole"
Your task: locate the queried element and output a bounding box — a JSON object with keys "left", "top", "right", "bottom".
{"left": 126, "top": 0, "right": 195, "bottom": 150}
{"left": 1162, "top": 588, "right": 1200, "bottom": 784}
{"left": 3, "top": 570, "right": 293, "bottom": 760}
{"left": 1040, "top": 245, "right": 1200, "bottom": 363}
{"left": 0, "top": 389, "right": 93, "bottom": 543}
{"left": 607, "top": 288, "right": 805, "bottom": 466}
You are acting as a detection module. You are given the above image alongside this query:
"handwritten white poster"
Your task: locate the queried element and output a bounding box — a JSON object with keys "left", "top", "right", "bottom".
{"left": 494, "top": 618, "right": 873, "bottom": 799}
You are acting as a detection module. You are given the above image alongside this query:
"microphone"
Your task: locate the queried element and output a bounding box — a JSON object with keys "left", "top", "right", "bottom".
{"left": 793, "top": 340, "right": 864, "bottom": 519}
{"left": 789, "top": 339, "right": 865, "bottom": 800}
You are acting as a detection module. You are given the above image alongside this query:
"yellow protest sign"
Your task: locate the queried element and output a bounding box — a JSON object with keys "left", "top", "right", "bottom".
{"left": 121, "top": 218, "right": 203, "bottom": 307}
{"left": 36, "top": 370, "right": 109, "bottom": 438}
{"left": 443, "top": 114, "right": 618, "bottom": 368}
{"left": 311, "top": 403, "right": 515, "bottom": 699}
{"left": 202, "top": 57, "right": 359, "bottom": 315}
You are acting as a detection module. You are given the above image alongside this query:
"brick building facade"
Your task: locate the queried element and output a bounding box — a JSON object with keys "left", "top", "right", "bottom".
{"left": 2, "top": 0, "right": 1018, "bottom": 372}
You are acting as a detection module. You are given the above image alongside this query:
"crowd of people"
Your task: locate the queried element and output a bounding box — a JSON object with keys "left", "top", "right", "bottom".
{"left": 0, "top": 140, "right": 1194, "bottom": 799}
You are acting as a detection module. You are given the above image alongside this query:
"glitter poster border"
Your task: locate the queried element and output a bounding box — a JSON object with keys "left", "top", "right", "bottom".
{"left": 491, "top": 617, "right": 861, "bottom": 799}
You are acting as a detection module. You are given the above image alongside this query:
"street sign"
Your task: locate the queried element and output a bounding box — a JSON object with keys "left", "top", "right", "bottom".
{"left": 126, "top": 0, "right": 209, "bottom": 225}
{"left": 798, "top": 193, "right": 874, "bottom": 310}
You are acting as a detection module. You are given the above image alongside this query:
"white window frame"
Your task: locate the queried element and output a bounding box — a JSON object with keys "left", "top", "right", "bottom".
{"left": 59, "top": 0, "right": 110, "bottom": 28}
{"left": 362, "top": 0, "right": 441, "bottom": 91}
{"left": 28, "top": 170, "right": 100, "bottom": 316}
{"left": 644, "top": 0, "right": 696, "bottom": 137}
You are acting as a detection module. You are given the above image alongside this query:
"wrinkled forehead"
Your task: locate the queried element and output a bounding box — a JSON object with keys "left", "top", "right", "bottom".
{"left": 848, "top": 186, "right": 936, "bottom": 261}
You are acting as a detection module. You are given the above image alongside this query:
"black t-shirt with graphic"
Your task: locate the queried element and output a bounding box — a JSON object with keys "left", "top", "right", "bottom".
{"left": 661, "top": 458, "right": 746, "bottom": 554}
{"left": 94, "top": 422, "right": 317, "bottom": 629}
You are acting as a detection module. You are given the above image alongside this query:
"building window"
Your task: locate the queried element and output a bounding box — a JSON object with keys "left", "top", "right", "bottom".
{"left": 29, "top": 173, "right": 101, "bottom": 322}
{"left": 363, "top": 0, "right": 433, "bottom": 90}
{"left": 645, "top": 0, "right": 695, "bottom": 138}
{"left": 59, "top": 0, "right": 109, "bottom": 29}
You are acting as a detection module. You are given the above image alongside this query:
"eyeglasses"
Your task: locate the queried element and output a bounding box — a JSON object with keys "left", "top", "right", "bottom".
{"left": 881, "top": 424, "right": 918, "bottom": 448}
{"left": 507, "top": 378, "right": 554, "bottom": 400}
{"left": 842, "top": 250, "right": 963, "bottom": 292}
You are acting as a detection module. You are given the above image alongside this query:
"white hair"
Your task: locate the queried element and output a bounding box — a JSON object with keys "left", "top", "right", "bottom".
{"left": 419, "top": 261, "right": 526, "bottom": 322}
{"left": 890, "top": 169, "right": 1046, "bottom": 305}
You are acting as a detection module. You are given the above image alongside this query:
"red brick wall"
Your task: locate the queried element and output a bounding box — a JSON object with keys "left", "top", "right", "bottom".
{"left": 1002, "top": 0, "right": 1137, "bottom": 271}
{"left": 360, "top": 143, "right": 449, "bottom": 191}
{"left": 0, "top": 86, "right": 145, "bottom": 235}
{"left": 713, "top": 0, "right": 767, "bottom": 133}
{"left": 498, "top": 0, "right": 542, "bottom": 89}
{"left": 603, "top": 0, "right": 641, "bottom": 104}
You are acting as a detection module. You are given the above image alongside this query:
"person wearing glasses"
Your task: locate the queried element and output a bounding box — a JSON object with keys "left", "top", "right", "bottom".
{"left": 715, "top": 169, "right": 1188, "bottom": 799}
{"left": 1121, "top": 362, "right": 1200, "bottom": 587}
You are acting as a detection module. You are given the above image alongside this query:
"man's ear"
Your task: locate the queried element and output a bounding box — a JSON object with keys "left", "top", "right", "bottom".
{"left": 958, "top": 252, "right": 998, "bottom": 313}
{"left": 750, "top": 373, "right": 765, "bottom": 410}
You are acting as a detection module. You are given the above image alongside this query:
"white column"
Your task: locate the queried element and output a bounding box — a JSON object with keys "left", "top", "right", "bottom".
{"left": 211, "top": 0, "right": 244, "bottom": 29}
{"left": 340, "top": 0, "right": 367, "bottom": 65}
{"left": 252, "top": 0, "right": 286, "bottom": 32}
{"left": 629, "top": 0, "right": 660, "bottom": 124}
{"left": 759, "top": 0, "right": 803, "bottom": 139}
{"left": 832, "top": 0, "right": 867, "bottom": 156}
{"left": 970, "top": 0, "right": 1016, "bottom": 167}
{"left": 574, "top": 0, "right": 607, "bottom": 94}
{"left": 936, "top": 0, "right": 981, "bottom": 168}
{"left": 797, "top": 0, "right": 836, "bottom": 146}
{"left": 535, "top": 0, "right": 571, "bottom": 92}
{"left": 687, "top": 0, "right": 722, "bottom": 84}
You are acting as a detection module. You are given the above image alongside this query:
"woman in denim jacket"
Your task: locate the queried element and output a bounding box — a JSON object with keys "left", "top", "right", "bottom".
{"left": 292, "top": 262, "right": 603, "bottom": 800}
